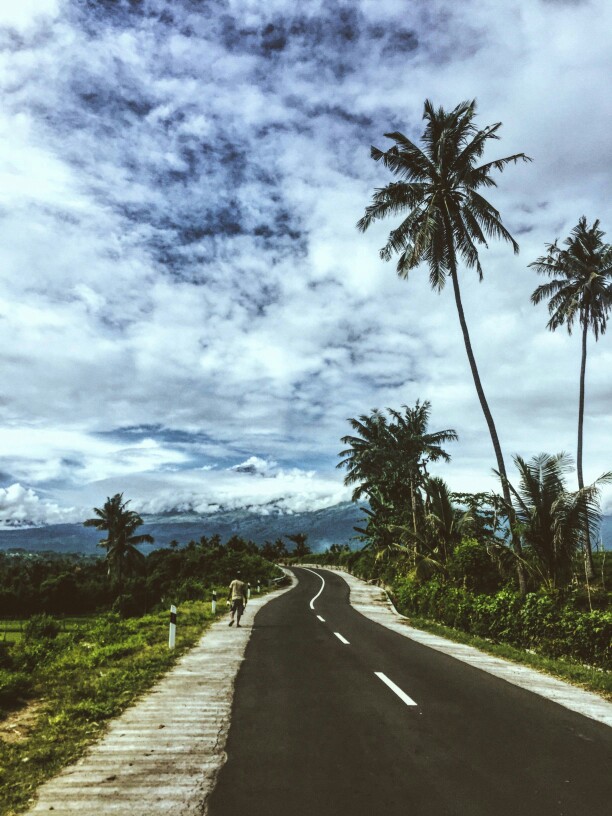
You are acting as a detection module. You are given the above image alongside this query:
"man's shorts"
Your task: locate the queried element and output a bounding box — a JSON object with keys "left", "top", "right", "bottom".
{"left": 231, "top": 599, "right": 244, "bottom": 614}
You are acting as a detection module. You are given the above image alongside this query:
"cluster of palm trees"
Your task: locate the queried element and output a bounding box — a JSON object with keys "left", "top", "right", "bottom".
{"left": 338, "top": 401, "right": 469, "bottom": 579}
{"left": 352, "top": 99, "right": 612, "bottom": 588}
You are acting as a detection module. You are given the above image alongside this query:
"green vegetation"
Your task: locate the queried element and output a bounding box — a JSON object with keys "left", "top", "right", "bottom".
{"left": 0, "top": 533, "right": 284, "bottom": 619}
{"left": 0, "top": 532, "right": 288, "bottom": 815}
{"left": 330, "top": 405, "right": 612, "bottom": 677}
{"left": 0, "top": 603, "right": 212, "bottom": 815}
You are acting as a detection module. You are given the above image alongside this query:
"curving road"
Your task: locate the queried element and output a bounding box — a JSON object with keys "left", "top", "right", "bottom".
{"left": 207, "top": 567, "right": 612, "bottom": 816}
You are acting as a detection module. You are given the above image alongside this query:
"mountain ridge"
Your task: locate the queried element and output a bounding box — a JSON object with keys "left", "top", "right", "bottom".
{"left": 0, "top": 502, "right": 365, "bottom": 555}
{"left": 0, "top": 503, "right": 610, "bottom": 555}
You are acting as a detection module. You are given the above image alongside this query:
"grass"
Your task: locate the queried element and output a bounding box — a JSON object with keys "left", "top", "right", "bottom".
{"left": 0, "top": 600, "right": 222, "bottom": 816}
{"left": 1, "top": 618, "right": 93, "bottom": 645}
{"left": 400, "top": 614, "right": 612, "bottom": 702}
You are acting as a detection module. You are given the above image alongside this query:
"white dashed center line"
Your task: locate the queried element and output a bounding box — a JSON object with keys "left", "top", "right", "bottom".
{"left": 317, "top": 615, "right": 326, "bottom": 622}
{"left": 375, "top": 672, "right": 418, "bottom": 706}
{"left": 334, "top": 632, "right": 350, "bottom": 644}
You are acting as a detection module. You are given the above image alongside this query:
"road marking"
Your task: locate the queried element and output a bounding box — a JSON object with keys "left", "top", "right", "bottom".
{"left": 334, "top": 632, "right": 350, "bottom": 644}
{"left": 317, "top": 615, "right": 326, "bottom": 622}
{"left": 375, "top": 672, "right": 418, "bottom": 706}
{"left": 303, "top": 568, "right": 325, "bottom": 610}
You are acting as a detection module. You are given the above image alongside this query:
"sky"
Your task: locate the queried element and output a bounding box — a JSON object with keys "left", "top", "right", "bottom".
{"left": 0, "top": 0, "right": 611, "bottom": 528}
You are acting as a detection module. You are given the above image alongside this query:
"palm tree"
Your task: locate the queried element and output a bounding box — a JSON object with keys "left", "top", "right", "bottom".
{"left": 339, "top": 402, "right": 456, "bottom": 564}
{"left": 285, "top": 533, "right": 311, "bottom": 559}
{"left": 504, "top": 453, "right": 612, "bottom": 589}
{"left": 84, "top": 493, "right": 154, "bottom": 605}
{"left": 530, "top": 217, "right": 612, "bottom": 576}
{"left": 394, "top": 476, "right": 473, "bottom": 579}
{"left": 357, "top": 99, "right": 531, "bottom": 592}
{"left": 338, "top": 401, "right": 456, "bottom": 504}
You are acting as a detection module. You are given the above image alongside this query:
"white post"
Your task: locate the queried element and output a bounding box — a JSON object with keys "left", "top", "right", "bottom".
{"left": 169, "top": 605, "right": 177, "bottom": 649}
{"left": 257, "top": 582, "right": 261, "bottom": 594}
{"left": 247, "top": 582, "right": 251, "bottom": 600}
{"left": 211, "top": 590, "right": 217, "bottom": 615}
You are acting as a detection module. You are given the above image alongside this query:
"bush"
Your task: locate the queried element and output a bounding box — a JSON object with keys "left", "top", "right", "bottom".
{"left": 0, "top": 669, "right": 32, "bottom": 710}
{"left": 24, "top": 614, "right": 61, "bottom": 641}
{"left": 0, "top": 641, "right": 13, "bottom": 670}
{"left": 391, "top": 578, "right": 612, "bottom": 670}
{"left": 447, "top": 538, "right": 502, "bottom": 593}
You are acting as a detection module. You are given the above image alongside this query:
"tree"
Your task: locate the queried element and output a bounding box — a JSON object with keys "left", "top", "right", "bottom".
{"left": 393, "top": 476, "right": 473, "bottom": 579}
{"left": 285, "top": 533, "right": 311, "bottom": 559}
{"left": 357, "top": 99, "right": 531, "bottom": 592}
{"left": 339, "top": 401, "right": 456, "bottom": 565}
{"left": 84, "top": 493, "right": 154, "bottom": 607}
{"left": 530, "top": 217, "right": 612, "bottom": 576}
{"left": 502, "top": 453, "right": 612, "bottom": 589}
{"left": 338, "top": 402, "right": 456, "bottom": 503}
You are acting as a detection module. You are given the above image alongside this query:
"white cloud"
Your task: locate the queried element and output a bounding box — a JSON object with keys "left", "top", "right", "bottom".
{"left": 0, "top": 0, "right": 610, "bottom": 522}
{"left": 0, "top": 483, "right": 79, "bottom": 528}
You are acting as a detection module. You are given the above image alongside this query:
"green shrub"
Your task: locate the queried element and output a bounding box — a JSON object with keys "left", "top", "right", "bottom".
{"left": 0, "top": 641, "right": 13, "bottom": 670}
{"left": 0, "top": 669, "right": 32, "bottom": 709}
{"left": 391, "top": 578, "right": 612, "bottom": 670}
{"left": 24, "top": 614, "right": 61, "bottom": 641}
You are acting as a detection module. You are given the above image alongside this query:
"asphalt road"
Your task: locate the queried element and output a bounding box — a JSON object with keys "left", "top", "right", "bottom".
{"left": 207, "top": 568, "right": 612, "bottom": 816}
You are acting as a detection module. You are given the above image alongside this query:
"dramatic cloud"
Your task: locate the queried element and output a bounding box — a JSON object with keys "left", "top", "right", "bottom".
{"left": 0, "top": 0, "right": 610, "bottom": 523}
{"left": 0, "top": 483, "right": 78, "bottom": 528}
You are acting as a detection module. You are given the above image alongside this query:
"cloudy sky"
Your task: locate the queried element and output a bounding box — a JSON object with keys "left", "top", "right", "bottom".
{"left": 0, "top": 0, "right": 611, "bottom": 527}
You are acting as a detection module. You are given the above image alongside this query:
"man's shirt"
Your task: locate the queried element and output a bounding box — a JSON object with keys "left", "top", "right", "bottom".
{"left": 229, "top": 579, "right": 247, "bottom": 601}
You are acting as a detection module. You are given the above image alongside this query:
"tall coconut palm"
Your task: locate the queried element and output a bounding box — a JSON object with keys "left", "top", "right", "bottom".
{"left": 530, "top": 217, "right": 612, "bottom": 576}
{"left": 505, "top": 453, "right": 612, "bottom": 589}
{"left": 357, "top": 99, "right": 531, "bottom": 592}
{"left": 84, "top": 493, "right": 154, "bottom": 603}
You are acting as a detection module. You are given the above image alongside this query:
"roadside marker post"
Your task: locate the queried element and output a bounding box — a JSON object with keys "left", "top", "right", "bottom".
{"left": 247, "top": 583, "right": 251, "bottom": 600}
{"left": 169, "top": 605, "right": 177, "bottom": 649}
{"left": 257, "top": 582, "right": 260, "bottom": 594}
{"left": 211, "top": 590, "right": 217, "bottom": 615}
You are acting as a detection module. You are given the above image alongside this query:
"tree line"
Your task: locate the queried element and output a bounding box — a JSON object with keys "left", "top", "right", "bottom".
{"left": 0, "top": 501, "right": 308, "bottom": 618}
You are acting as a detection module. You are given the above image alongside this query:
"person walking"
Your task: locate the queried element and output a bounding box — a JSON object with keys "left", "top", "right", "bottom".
{"left": 227, "top": 570, "right": 248, "bottom": 627}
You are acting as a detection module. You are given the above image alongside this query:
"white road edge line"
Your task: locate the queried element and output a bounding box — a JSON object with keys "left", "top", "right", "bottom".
{"left": 334, "top": 632, "right": 350, "bottom": 644}
{"left": 317, "top": 615, "right": 326, "bottom": 622}
{"left": 375, "top": 672, "right": 418, "bottom": 707}
{"left": 303, "top": 567, "right": 326, "bottom": 610}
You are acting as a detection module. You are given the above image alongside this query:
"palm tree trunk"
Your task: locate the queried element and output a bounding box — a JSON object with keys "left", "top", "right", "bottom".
{"left": 578, "top": 320, "right": 595, "bottom": 579}
{"left": 449, "top": 257, "right": 527, "bottom": 594}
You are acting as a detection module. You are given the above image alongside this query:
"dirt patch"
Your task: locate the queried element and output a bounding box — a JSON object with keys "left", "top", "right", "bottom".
{"left": 0, "top": 700, "right": 44, "bottom": 744}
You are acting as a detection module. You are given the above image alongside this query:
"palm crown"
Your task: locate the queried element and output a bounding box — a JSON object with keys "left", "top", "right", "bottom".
{"left": 357, "top": 99, "right": 531, "bottom": 289}
{"left": 530, "top": 216, "right": 612, "bottom": 336}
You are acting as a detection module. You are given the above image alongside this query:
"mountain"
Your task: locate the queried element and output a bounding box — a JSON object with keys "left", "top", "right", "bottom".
{"left": 0, "top": 504, "right": 610, "bottom": 555}
{"left": 0, "top": 502, "right": 366, "bottom": 555}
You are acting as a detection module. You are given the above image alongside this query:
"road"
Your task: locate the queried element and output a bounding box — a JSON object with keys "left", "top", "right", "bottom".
{"left": 208, "top": 567, "right": 612, "bottom": 816}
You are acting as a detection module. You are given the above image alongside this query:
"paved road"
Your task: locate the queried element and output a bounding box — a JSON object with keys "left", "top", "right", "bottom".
{"left": 208, "top": 567, "right": 612, "bottom": 816}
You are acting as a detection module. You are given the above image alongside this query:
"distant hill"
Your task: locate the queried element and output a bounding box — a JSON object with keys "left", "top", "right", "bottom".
{"left": 0, "top": 502, "right": 366, "bottom": 555}
{"left": 0, "top": 504, "right": 609, "bottom": 555}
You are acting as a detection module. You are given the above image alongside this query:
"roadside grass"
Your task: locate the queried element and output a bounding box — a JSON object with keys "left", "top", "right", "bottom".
{"left": 0, "top": 598, "right": 225, "bottom": 816}
{"left": 401, "top": 614, "right": 612, "bottom": 702}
